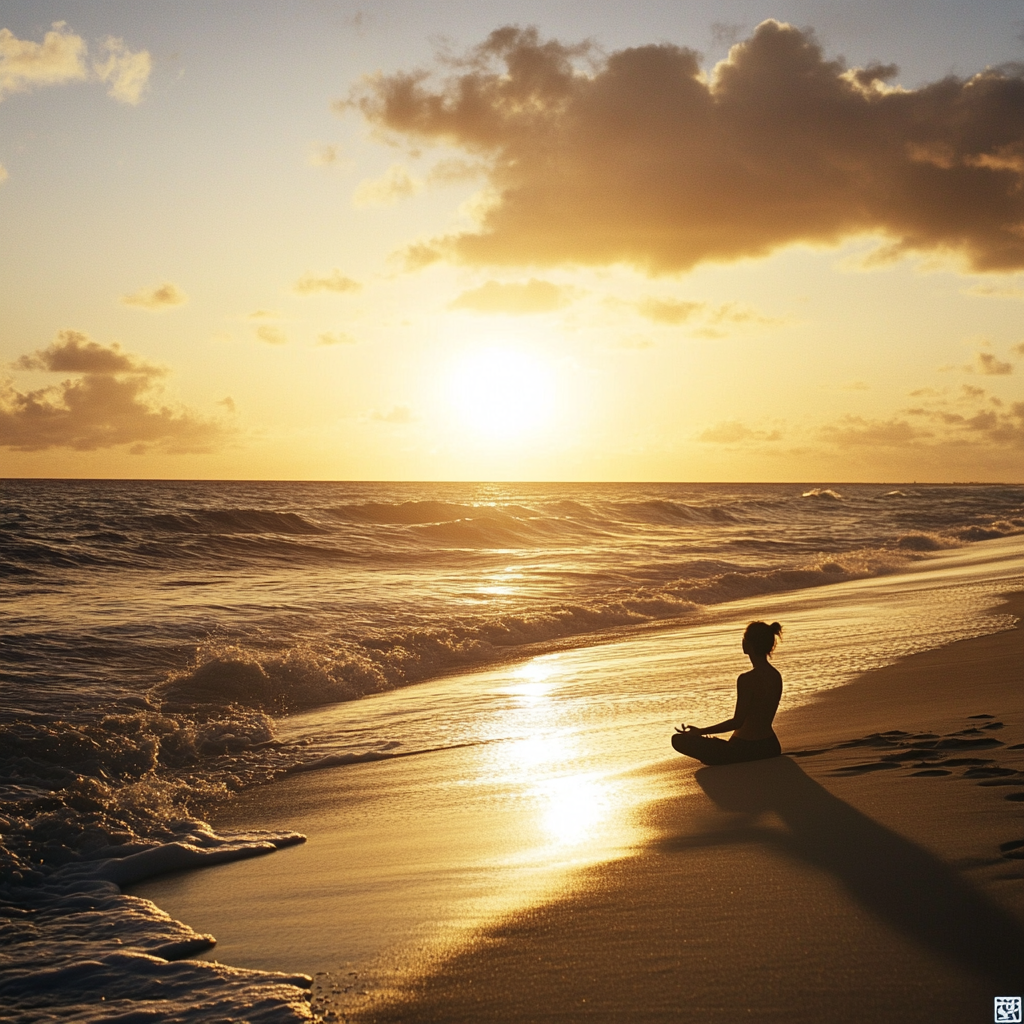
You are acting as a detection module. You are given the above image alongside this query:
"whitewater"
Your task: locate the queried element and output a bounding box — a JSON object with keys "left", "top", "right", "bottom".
{"left": 2, "top": 480, "right": 1023, "bottom": 1021}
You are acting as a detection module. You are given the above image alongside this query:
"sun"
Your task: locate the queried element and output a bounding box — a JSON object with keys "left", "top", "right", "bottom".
{"left": 446, "top": 347, "right": 556, "bottom": 441}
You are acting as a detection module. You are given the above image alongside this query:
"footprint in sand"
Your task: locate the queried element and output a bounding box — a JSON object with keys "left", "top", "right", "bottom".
{"left": 819, "top": 717, "right": 1023, "bottom": 809}
{"left": 815, "top": 716, "right": 1024, "bottom": 869}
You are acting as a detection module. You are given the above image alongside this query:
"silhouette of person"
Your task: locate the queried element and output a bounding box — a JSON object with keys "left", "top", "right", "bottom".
{"left": 672, "top": 620, "right": 783, "bottom": 765}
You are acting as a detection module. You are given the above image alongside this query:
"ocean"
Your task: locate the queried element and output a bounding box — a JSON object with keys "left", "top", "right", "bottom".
{"left": 2, "top": 480, "right": 1023, "bottom": 1021}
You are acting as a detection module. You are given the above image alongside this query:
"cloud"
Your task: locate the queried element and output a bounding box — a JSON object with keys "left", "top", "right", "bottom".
{"left": 965, "top": 282, "right": 1024, "bottom": 299}
{"left": 634, "top": 299, "right": 703, "bottom": 325}
{"left": 293, "top": 269, "right": 362, "bottom": 296}
{"left": 317, "top": 331, "right": 357, "bottom": 346}
{"left": 629, "top": 297, "right": 780, "bottom": 334}
{"left": 1012, "top": 343, "right": 1024, "bottom": 357}
{"left": 0, "top": 22, "right": 86, "bottom": 99}
{"left": 16, "top": 330, "right": 162, "bottom": 375}
{"left": 248, "top": 309, "right": 279, "bottom": 319}
{"left": 1, "top": 330, "right": 225, "bottom": 452}
{"left": 821, "top": 384, "right": 1024, "bottom": 452}
{"left": 907, "top": 401, "right": 1024, "bottom": 447}
{"left": 697, "top": 420, "right": 782, "bottom": 443}
{"left": 0, "top": 23, "right": 150, "bottom": 105}
{"left": 372, "top": 404, "right": 414, "bottom": 423}
{"left": 353, "top": 163, "right": 422, "bottom": 207}
{"left": 255, "top": 325, "right": 287, "bottom": 345}
{"left": 976, "top": 351, "right": 1013, "bottom": 375}
{"left": 308, "top": 142, "right": 350, "bottom": 168}
{"left": 92, "top": 37, "right": 150, "bottom": 105}
{"left": 120, "top": 282, "right": 188, "bottom": 310}
{"left": 820, "top": 416, "right": 929, "bottom": 447}
{"left": 352, "top": 22, "right": 1024, "bottom": 273}
{"left": 449, "top": 278, "right": 573, "bottom": 314}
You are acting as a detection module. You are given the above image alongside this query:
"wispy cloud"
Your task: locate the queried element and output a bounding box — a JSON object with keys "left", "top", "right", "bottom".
{"left": 697, "top": 421, "right": 782, "bottom": 443}
{"left": 120, "top": 282, "right": 187, "bottom": 311}
{"left": 629, "top": 297, "right": 780, "bottom": 334}
{"left": 633, "top": 299, "right": 704, "bottom": 325}
{"left": 353, "top": 22, "right": 1024, "bottom": 273}
{"left": 352, "top": 163, "right": 422, "bottom": 207}
{"left": 293, "top": 270, "right": 362, "bottom": 296}
{"left": 449, "top": 278, "right": 574, "bottom": 314}
{"left": 255, "top": 325, "right": 287, "bottom": 345}
{"left": 0, "top": 23, "right": 150, "bottom": 105}
{"left": 820, "top": 416, "right": 928, "bottom": 448}
{"left": 317, "top": 331, "right": 356, "bottom": 346}
{"left": 964, "top": 281, "right": 1024, "bottom": 300}
{"left": 1, "top": 330, "right": 225, "bottom": 452}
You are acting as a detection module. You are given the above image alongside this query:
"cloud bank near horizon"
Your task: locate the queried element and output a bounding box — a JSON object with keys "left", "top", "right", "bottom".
{"left": 1, "top": 331, "right": 226, "bottom": 452}
{"left": 352, "top": 21, "right": 1024, "bottom": 275}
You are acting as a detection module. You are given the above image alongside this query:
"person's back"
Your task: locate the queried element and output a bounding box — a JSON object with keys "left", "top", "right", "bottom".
{"left": 730, "top": 661, "right": 782, "bottom": 741}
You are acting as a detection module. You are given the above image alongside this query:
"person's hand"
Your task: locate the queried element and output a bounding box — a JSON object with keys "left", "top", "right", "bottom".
{"left": 675, "top": 723, "right": 701, "bottom": 734}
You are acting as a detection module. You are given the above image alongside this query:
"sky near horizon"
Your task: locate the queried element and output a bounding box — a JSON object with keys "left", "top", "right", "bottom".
{"left": 1, "top": 1, "right": 1023, "bottom": 482}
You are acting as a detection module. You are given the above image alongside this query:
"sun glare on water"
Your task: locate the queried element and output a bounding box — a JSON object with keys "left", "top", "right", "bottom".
{"left": 447, "top": 347, "right": 556, "bottom": 441}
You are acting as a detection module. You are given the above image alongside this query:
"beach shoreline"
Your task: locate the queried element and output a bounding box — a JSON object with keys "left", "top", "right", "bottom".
{"left": 335, "top": 593, "right": 1024, "bottom": 1024}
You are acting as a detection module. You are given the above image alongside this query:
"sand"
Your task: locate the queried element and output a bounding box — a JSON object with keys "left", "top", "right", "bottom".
{"left": 338, "top": 595, "right": 1024, "bottom": 1024}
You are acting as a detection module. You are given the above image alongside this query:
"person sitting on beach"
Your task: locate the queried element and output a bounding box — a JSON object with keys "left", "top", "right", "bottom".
{"left": 672, "top": 621, "right": 783, "bottom": 765}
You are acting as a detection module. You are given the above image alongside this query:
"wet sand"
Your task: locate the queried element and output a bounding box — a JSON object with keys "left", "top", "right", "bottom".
{"left": 343, "top": 594, "right": 1024, "bottom": 1024}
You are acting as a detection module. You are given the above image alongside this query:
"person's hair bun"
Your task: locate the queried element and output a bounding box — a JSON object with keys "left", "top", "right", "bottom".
{"left": 770, "top": 622, "right": 782, "bottom": 635}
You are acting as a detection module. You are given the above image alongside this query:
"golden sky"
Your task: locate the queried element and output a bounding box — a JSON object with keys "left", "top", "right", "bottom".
{"left": 1, "top": 3, "right": 1023, "bottom": 481}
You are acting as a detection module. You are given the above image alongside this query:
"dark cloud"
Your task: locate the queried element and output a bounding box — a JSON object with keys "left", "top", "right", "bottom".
{"left": 16, "top": 331, "right": 163, "bottom": 375}
{"left": 352, "top": 22, "right": 1024, "bottom": 273}
{"left": 1, "top": 331, "right": 226, "bottom": 452}
{"left": 976, "top": 351, "right": 1014, "bottom": 375}
{"left": 449, "top": 278, "right": 572, "bottom": 314}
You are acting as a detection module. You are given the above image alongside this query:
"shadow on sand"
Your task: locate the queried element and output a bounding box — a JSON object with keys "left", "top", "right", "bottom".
{"left": 662, "top": 756, "right": 1023, "bottom": 989}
